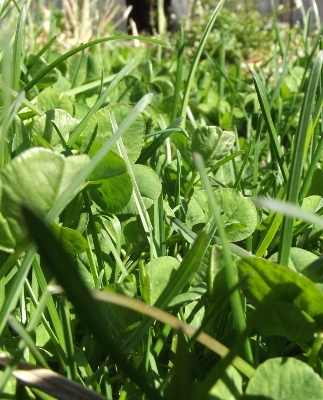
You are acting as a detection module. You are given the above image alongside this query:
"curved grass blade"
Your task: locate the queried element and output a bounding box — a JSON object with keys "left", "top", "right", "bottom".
{"left": 180, "top": 0, "right": 225, "bottom": 127}
{"left": 278, "top": 50, "right": 323, "bottom": 266}
{"left": 122, "top": 232, "right": 207, "bottom": 353}
{"left": 22, "top": 207, "right": 165, "bottom": 400}
{"left": 23, "top": 35, "right": 170, "bottom": 93}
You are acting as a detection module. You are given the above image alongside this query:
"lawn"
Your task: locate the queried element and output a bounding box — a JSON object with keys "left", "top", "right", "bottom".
{"left": 1, "top": 0, "right": 323, "bottom": 399}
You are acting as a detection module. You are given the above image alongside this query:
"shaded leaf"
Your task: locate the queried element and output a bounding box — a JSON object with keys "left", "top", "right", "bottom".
{"left": 88, "top": 141, "right": 132, "bottom": 214}
{"left": 238, "top": 257, "right": 323, "bottom": 329}
{"left": 50, "top": 224, "right": 88, "bottom": 254}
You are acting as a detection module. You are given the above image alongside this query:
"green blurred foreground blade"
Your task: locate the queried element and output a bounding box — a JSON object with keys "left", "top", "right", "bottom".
{"left": 22, "top": 207, "right": 165, "bottom": 400}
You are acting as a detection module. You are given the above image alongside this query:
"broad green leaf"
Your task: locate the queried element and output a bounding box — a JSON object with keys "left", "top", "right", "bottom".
{"left": 140, "top": 256, "right": 180, "bottom": 305}
{"left": 35, "top": 88, "right": 74, "bottom": 114}
{"left": 50, "top": 223, "right": 88, "bottom": 254}
{"left": 81, "top": 104, "right": 145, "bottom": 163}
{"left": 10, "top": 115, "right": 30, "bottom": 155}
{"left": 68, "top": 53, "right": 101, "bottom": 88}
{"left": 88, "top": 141, "right": 132, "bottom": 214}
{"left": 120, "top": 164, "right": 162, "bottom": 215}
{"left": 250, "top": 300, "right": 318, "bottom": 342}
{"left": 31, "top": 109, "right": 79, "bottom": 147}
{"left": 188, "top": 126, "right": 235, "bottom": 167}
{"left": 186, "top": 189, "right": 258, "bottom": 242}
{"left": 0, "top": 148, "right": 89, "bottom": 252}
{"left": 238, "top": 257, "right": 323, "bottom": 329}
{"left": 151, "top": 78, "right": 174, "bottom": 97}
{"left": 269, "top": 247, "right": 318, "bottom": 273}
{"left": 307, "top": 168, "right": 323, "bottom": 196}
{"left": 206, "top": 365, "right": 242, "bottom": 400}
{"left": 243, "top": 358, "right": 323, "bottom": 400}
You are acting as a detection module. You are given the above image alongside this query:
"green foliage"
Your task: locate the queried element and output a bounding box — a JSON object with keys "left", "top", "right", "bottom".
{"left": 2, "top": 0, "right": 323, "bottom": 399}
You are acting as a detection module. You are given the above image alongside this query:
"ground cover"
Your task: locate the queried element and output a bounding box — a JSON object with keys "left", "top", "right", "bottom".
{"left": 1, "top": 0, "right": 323, "bottom": 399}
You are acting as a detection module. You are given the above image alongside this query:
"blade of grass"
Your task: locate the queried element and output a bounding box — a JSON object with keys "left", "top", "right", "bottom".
{"left": 58, "top": 297, "right": 78, "bottom": 381}
{"left": 164, "top": 215, "right": 255, "bottom": 259}
{"left": 278, "top": 50, "right": 323, "bottom": 266}
{"left": 0, "top": 245, "right": 36, "bottom": 338}
{"left": 181, "top": 0, "right": 225, "bottom": 127}
{"left": 253, "top": 70, "right": 289, "bottom": 182}
{"left": 68, "top": 57, "right": 136, "bottom": 146}
{"left": 254, "top": 197, "right": 323, "bottom": 230}
{"left": 12, "top": 5, "right": 26, "bottom": 92}
{"left": 26, "top": 36, "right": 57, "bottom": 68}
{"left": 111, "top": 110, "right": 158, "bottom": 259}
{"left": 0, "top": 80, "right": 44, "bottom": 117}
{"left": 23, "top": 36, "right": 170, "bottom": 93}
{"left": 193, "top": 152, "right": 253, "bottom": 365}
{"left": 22, "top": 207, "right": 166, "bottom": 400}
{"left": 171, "top": 27, "right": 184, "bottom": 122}
{"left": 7, "top": 315, "right": 49, "bottom": 368}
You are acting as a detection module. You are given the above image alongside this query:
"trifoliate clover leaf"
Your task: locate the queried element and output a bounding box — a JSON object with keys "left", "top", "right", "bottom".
{"left": 187, "top": 126, "right": 235, "bottom": 167}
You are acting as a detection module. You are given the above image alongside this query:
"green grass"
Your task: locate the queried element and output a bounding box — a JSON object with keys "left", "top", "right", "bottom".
{"left": 1, "top": 0, "right": 323, "bottom": 399}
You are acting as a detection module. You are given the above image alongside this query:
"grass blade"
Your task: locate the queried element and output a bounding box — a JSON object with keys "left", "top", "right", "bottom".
{"left": 254, "top": 197, "right": 323, "bottom": 230}
{"left": 278, "top": 50, "right": 323, "bottom": 266}
{"left": 111, "top": 109, "right": 158, "bottom": 259}
{"left": 181, "top": 0, "right": 225, "bottom": 127}
{"left": 12, "top": 5, "right": 26, "bottom": 92}
{"left": 253, "top": 70, "right": 289, "bottom": 182}
{"left": 23, "top": 36, "right": 170, "bottom": 93}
